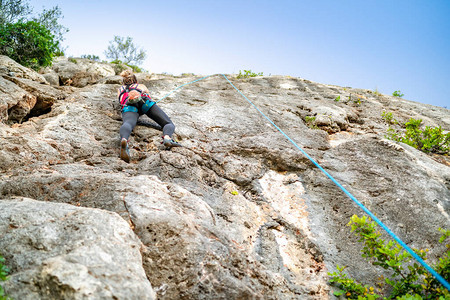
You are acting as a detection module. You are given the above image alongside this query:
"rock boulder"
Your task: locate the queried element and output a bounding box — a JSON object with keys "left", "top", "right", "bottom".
{"left": 0, "top": 198, "right": 155, "bottom": 300}
{"left": 51, "top": 57, "right": 115, "bottom": 87}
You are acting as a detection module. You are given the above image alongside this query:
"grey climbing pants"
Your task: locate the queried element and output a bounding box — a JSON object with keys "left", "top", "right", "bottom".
{"left": 120, "top": 104, "right": 175, "bottom": 140}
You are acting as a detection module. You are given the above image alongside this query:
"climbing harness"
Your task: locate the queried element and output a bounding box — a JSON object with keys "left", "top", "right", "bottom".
{"left": 154, "top": 73, "right": 450, "bottom": 290}
{"left": 119, "top": 83, "right": 155, "bottom": 114}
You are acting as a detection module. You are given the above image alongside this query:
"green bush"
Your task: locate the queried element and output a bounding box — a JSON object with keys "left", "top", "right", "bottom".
{"left": 111, "top": 59, "right": 127, "bottom": 74}
{"left": 393, "top": 91, "right": 404, "bottom": 98}
{"left": 0, "top": 254, "right": 10, "bottom": 300}
{"left": 81, "top": 54, "right": 100, "bottom": 61}
{"left": 304, "top": 116, "right": 319, "bottom": 129}
{"left": 387, "top": 118, "right": 450, "bottom": 155}
{"left": 0, "top": 20, "right": 59, "bottom": 70}
{"left": 111, "top": 59, "right": 142, "bottom": 73}
{"left": 381, "top": 111, "right": 398, "bottom": 125}
{"left": 237, "top": 69, "right": 263, "bottom": 79}
{"left": 68, "top": 57, "right": 77, "bottom": 64}
{"left": 328, "top": 215, "right": 450, "bottom": 299}
{"left": 126, "top": 64, "right": 142, "bottom": 73}
{"left": 0, "top": 1, "right": 68, "bottom": 65}
{"left": 373, "top": 88, "right": 383, "bottom": 97}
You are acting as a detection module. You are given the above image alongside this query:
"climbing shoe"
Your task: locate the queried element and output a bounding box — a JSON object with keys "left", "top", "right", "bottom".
{"left": 163, "top": 137, "right": 182, "bottom": 149}
{"left": 120, "top": 138, "right": 130, "bottom": 163}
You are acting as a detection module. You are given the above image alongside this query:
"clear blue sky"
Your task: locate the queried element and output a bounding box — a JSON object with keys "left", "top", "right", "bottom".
{"left": 30, "top": 0, "right": 450, "bottom": 108}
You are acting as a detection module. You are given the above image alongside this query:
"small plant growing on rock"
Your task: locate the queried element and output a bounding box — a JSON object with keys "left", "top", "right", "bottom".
{"left": 386, "top": 118, "right": 450, "bottom": 155}
{"left": 237, "top": 70, "right": 263, "bottom": 79}
{"left": 329, "top": 265, "right": 380, "bottom": 298}
{"left": 381, "top": 111, "right": 398, "bottom": 125}
{"left": 304, "top": 116, "right": 319, "bottom": 129}
{"left": 68, "top": 57, "right": 77, "bottom": 64}
{"left": 111, "top": 59, "right": 142, "bottom": 74}
{"left": 328, "top": 215, "right": 450, "bottom": 299}
{"left": 373, "top": 88, "right": 382, "bottom": 97}
{"left": 127, "top": 64, "right": 142, "bottom": 73}
{"left": 392, "top": 91, "right": 404, "bottom": 98}
{"left": 335, "top": 96, "right": 341, "bottom": 102}
{"left": 0, "top": 254, "right": 10, "bottom": 300}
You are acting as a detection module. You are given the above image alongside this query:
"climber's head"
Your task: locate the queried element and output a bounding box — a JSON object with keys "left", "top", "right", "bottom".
{"left": 120, "top": 70, "right": 137, "bottom": 85}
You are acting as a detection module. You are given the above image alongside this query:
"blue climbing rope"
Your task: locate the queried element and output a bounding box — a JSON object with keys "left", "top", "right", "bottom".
{"left": 156, "top": 74, "right": 214, "bottom": 104}
{"left": 156, "top": 73, "right": 450, "bottom": 290}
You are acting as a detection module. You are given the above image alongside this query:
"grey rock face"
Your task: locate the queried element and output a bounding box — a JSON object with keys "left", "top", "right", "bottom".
{"left": 0, "top": 76, "right": 36, "bottom": 123}
{"left": 42, "top": 70, "right": 60, "bottom": 86}
{"left": 51, "top": 57, "right": 115, "bottom": 87}
{"left": 0, "top": 198, "right": 155, "bottom": 300}
{"left": 0, "top": 55, "right": 48, "bottom": 84}
{"left": 0, "top": 75, "right": 67, "bottom": 123}
{"left": 0, "top": 57, "right": 449, "bottom": 299}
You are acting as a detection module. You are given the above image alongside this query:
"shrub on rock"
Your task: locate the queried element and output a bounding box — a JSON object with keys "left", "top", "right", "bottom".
{"left": 0, "top": 21, "right": 59, "bottom": 70}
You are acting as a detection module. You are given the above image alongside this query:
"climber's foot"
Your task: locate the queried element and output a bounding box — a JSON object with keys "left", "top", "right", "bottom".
{"left": 120, "top": 138, "right": 130, "bottom": 163}
{"left": 163, "top": 137, "right": 182, "bottom": 149}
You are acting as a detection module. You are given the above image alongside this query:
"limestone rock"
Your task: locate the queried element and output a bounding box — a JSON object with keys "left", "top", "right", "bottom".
{"left": 0, "top": 76, "right": 36, "bottom": 123}
{"left": 5, "top": 76, "right": 67, "bottom": 118}
{"left": 0, "top": 60, "right": 449, "bottom": 299}
{"left": 42, "top": 70, "right": 60, "bottom": 86}
{"left": 111, "top": 62, "right": 133, "bottom": 75}
{"left": 0, "top": 55, "right": 48, "bottom": 84}
{"left": 51, "top": 57, "right": 115, "bottom": 87}
{"left": 0, "top": 197, "right": 155, "bottom": 300}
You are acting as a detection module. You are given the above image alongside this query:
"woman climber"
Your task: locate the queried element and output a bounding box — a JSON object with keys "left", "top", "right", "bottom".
{"left": 117, "top": 70, "right": 180, "bottom": 163}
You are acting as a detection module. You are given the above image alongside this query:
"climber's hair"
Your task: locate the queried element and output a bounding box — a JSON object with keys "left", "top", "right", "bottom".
{"left": 120, "top": 70, "right": 137, "bottom": 85}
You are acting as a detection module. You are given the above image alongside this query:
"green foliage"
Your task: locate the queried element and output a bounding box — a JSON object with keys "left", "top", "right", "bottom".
{"left": 329, "top": 265, "right": 380, "bottom": 299}
{"left": 111, "top": 59, "right": 127, "bottom": 74}
{"left": 345, "top": 94, "right": 362, "bottom": 106}
{"left": 111, "top": 59, "right": 142, "bottom": 74}
{"left": 68, "top": 57, "right": 77, "bottom": 64}
{"left": 0, "top": 254, "right": 10, "bottom": 300}
{"left": 81, "top": 54, "right": 100, "bottom": 61}
{"left": 105, "top": 36, "right": 147, "bottom": 66}
{"left": 304, "top": 116, "right": 319, "bottom": 129}
{"left": 305, "top": 116, "right": 316, "bottom": 123}
{"left": 54, "top": 48, "right": 65, "bottom": 56}
{"left": 127, "top": 64, "right": 142, "bottom": 73}
{"left": 237, "top": 69, "right": 263, "bottom": 79}
{"left": 393, "top": 91, "right": 404, "bottom": 98}
{"left": 381, "top": 111, "right": 398, "bottom": 125}
{"left": 0, "top": 20, "right": 59, "bottom": 70}
{"left": 0, "top": 0, "right": 68, "bottom": 51}
{"left": 438, "top": 228, "right": 450, "bottom": 243}
{"left": 386, "top": 118, "right": 450, "bottom": 155}
{"left": 328, "top": 215, "right": 450, "bottom": 299}
{"left": 0, "top": 0, "right": 32, "bottom": 24}
{"left": 373, "top": 88, "right": 382, "bottom": 97}
{"left": 0, "top": 0, "right": 67, "bottom": 68}
{"left": 32, "top": 5, "right": 68, "bottom": 45}
{"left": 336, "top": 94, "right": 362, "bottom": 106}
